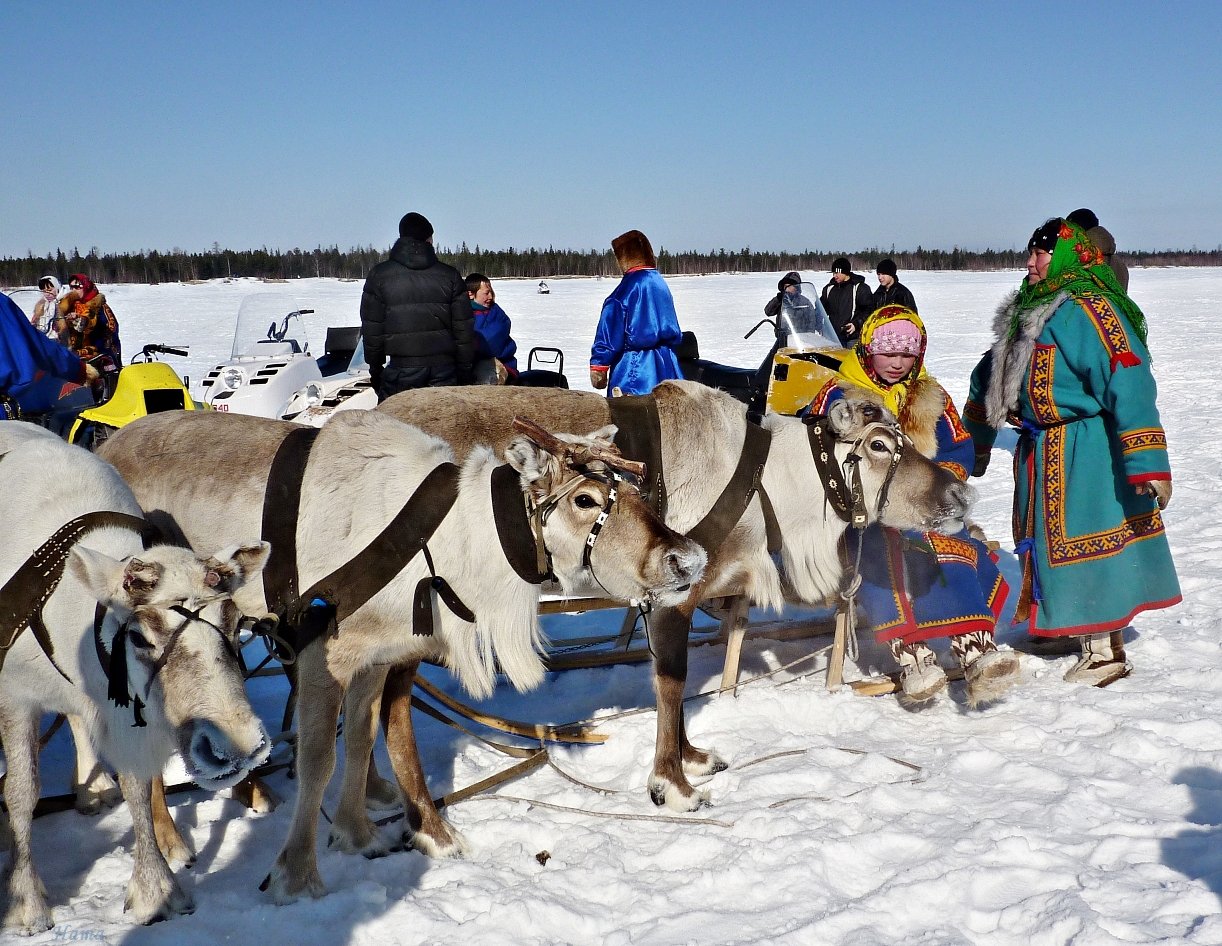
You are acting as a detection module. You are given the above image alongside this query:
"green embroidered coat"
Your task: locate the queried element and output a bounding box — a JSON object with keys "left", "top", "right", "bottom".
{"left": 965, "top": 290, "right": 1180, "bottom": 636}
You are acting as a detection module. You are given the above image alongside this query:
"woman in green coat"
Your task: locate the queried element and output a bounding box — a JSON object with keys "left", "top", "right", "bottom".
{"left": 964, "top": 217, "right": 1180, "bottom": 687}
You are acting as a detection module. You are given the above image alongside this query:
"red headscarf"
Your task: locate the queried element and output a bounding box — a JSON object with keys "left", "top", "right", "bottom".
{"left": 70, "top": 274, "right": 99, "bottom": 303}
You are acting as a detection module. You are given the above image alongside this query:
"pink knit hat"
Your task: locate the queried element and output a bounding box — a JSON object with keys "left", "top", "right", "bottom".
{"left": 867, "top": 319, "right": 922, "bottom": 356}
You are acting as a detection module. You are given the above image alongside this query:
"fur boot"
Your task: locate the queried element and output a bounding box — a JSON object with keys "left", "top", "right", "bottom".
{"left": 952, "top": 631, "right": 1021, "bottom": 708}
{"left": 1063, "top": 631, "right": 1131, "bottom": 687}
{"left": 889, "top": 639, "right": 947, "bottom": 707}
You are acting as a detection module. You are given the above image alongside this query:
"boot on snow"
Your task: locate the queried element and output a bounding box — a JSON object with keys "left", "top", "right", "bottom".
{"left": 890, "top": 639, "right": 947, "bottom": 707}
{"left": 952, "top": 631, "right": 1021, "bottom": 708}
{"left": 1063, "top": 631, "right": 1131, "bottom": 687}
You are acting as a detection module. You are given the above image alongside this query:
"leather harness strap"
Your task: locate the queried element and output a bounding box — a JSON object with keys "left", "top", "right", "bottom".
{"left": 491, "top": 462, "right": 552, "bottom": 584}
{"left": 285, "top": 462, "right": 468, "bottom": 648}
{"left": 260, "top": 426, "right": 320, "bottom": 615}
{"left": 0, "top": 510, "right": 152, "bottom": 676}
{"left": 609, "top": 395, "right": 667, "bottom": 521}
{"left": 686, "top": 419, "right": 777, "bottom": 555}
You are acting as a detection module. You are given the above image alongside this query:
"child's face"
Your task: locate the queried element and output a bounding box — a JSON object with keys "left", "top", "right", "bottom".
{"left": 869, "top": 352, "right": 917, "bottom": 384}
{"left": 470, "top": 282, "right": 493, "bottom": 307}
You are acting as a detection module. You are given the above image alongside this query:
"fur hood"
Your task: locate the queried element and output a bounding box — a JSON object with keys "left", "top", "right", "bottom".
{"left": 982, "top": 289, "right": 1067, "bottom": 428}
{"left": 612, "top": 230, "right": 656, "bottom": 272}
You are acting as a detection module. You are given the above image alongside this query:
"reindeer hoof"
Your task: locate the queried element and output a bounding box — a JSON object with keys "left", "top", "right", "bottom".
{"left": 682, "top": 749, "right": 728, "bottom": 778}
{"left": 261, "top": 859, "right": 326, "bottom": 903}
{"left": 406, "top": 824, "right": 469, "bottom": 859}
{"left": 648, "top": 774, "right": 710, "bottom": 812}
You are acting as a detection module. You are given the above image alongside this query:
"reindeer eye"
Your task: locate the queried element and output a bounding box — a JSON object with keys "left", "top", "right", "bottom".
{"left": 574, "top": 493, "right": 600, "bottom": 509}
{"left": 870, "top": 438, "right": 890, "bottom": 453}
{"left": 128, "top": 630, "right": 154, "bottom": 650}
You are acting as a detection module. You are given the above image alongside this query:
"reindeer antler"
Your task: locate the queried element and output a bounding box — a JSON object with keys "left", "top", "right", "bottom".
{"left": 511, "top": 416, "right": 647, "bottom": 479}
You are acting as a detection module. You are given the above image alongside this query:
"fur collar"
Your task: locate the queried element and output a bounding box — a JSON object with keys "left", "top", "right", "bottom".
{"left": 898, "top": 376, "right": 948, "bottom": 459}
{"left": 983, "top": 289, "right": 1067, "bottom": 428}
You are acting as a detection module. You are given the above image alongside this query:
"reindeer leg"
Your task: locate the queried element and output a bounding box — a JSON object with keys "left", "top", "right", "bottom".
{"left": 1, "top": 710, "right": 52, "bottom": 934}
{"left": 381, "top": 661, "right": 469, "bottom": 858}
{"left": 66, "top": 713, "right": 120, "bottom": 814}
{"left": 328, "top": 666, "right": 391, "bottom": 857}
{"left": 263, "top": 644, "right": 343, "bottom": 902}
{"left": 647, "top": 605, "right": 724, "bottom": 812}
{"left": 151, "top": 775, "right": 194, "bottom": 867}
{"left": 119, "top": 773, "right": 193, "bottom": 923}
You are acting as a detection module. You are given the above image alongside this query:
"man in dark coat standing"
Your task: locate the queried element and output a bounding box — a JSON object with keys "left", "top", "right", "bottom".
{"left": 872, "top": 259, "right": 918, "bottom": 312}
{"left": 819, "top": 257, "right": 873, "bottom": 346}
{"left": 360, "top": 212, "right": 475, "bottom": 400}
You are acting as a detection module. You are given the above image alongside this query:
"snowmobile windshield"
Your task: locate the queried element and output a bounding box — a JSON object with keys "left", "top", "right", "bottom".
{"left": 346, "top": 335, "right": 369, "bottom": 373}
{"left": 230, "top": 294, "right": 314, "bottom": 359}
{"left": 779, "top": 282, "right": 840, "bottom": 350}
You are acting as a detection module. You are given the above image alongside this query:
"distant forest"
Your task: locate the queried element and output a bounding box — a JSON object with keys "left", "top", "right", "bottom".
{"left": 2, "top": 243, "right": 1220, "bottom": 286}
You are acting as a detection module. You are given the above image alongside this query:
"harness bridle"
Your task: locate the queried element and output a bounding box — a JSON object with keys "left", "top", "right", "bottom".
{"left": 804, "top": 414, "right": 906, "bottom": 528}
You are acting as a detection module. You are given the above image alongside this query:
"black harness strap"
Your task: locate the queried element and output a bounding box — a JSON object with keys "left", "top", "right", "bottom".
{"left": 287, "top": 462, "right": 466, "bottom": 648}
{"left": 1, "top": 510, "right": 152, "bottom": 676}
{"left": 491, "top": 462, "right": 552, "bottom": 584}
{"left": 609, "top": 394, "right": 667, "bottom": 521}
{"left": 686, "top": 420, "right": 774, "bottom": 555}
{"left": 260, "top": 426, "right": 320, "bottom": 615}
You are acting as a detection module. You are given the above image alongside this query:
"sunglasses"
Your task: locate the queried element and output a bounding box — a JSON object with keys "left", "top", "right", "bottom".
{"left": 69, "top": 282, "right": 82, "bottom": 289}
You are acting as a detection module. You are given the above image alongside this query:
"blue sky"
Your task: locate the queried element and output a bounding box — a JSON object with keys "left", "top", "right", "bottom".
{"left": 2, "top": 0, "right": 1219, "bottom": 258}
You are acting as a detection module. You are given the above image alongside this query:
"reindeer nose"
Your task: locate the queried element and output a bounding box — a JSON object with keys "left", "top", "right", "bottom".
{"left": 949, "top": 480, "right": 976, "bottom": 516}
{"left": 666, "top": 544, "right": 707, "bottom": 586}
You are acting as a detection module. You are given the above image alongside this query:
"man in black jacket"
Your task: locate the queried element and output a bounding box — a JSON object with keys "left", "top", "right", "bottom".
{"left": 819, "top": 257, "right": 873, "bottom": 347}
{"left": 872, "top": 258, "right": 918, "bottom": 312}
{"left": 360, "top": 212, "right": 475, "bottom": 400}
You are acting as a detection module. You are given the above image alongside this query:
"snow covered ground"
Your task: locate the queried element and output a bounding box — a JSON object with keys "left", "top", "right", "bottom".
{"left": 4, "top": 269, "right": 1222, "bottom": 945}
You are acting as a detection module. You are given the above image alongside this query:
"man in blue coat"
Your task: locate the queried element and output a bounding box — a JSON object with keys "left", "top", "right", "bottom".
{"left": 589, "top": 230, "right": 683, "bottom": 396}
{"left": 1, "top": 291, "right": 93, "bottom": 432}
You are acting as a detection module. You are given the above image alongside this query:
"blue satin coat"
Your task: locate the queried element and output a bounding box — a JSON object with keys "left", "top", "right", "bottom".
{"left": 1, "top": 292, "right": 83, "bottom": 413}
{"left": 472, "top": 302, "right": 518, "bottom": 372}
{"left": 591, "top": 268, "right": 683, "bottom": 396}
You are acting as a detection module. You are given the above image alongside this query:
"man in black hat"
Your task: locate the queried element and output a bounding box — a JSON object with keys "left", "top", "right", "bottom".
{"left": 359, "top": 212, "right": 475, "bottom": 400}
{"left": 872, "top": 258, "right": 918, "bottom": 312}
{"left": 819, "top": 257, "right": 873, "bottom": 346}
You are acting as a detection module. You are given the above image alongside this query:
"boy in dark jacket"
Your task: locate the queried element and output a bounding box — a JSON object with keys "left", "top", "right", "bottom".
{"left": 819, "top": 258, "right": 873, "bottom": 346}
{"left": 872, "top": 259, "right": 918, "bottom": 312}
{"left": 360, "top": 212, "right": 475, "bottom": 400}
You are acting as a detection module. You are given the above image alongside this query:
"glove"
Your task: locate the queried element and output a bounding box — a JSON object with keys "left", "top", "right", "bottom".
{"left": 589, "top": 365, "right": 609, "bottom": 390}
{"left": 84, "top": 362, "right": 101, "bottom": 383}
{"left": 1136, "top": 478, "right": 1172, "bottom": 510}
{"left": 971, "top": 450, "right": 990, "bottom": 478}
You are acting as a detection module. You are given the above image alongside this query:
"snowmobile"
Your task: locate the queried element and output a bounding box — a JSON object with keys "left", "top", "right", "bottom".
{"left": 679, "top": 280, "right": 849, "bottom": 416}
{"left": 68, "top": 343, "right": 205, "bottom": 449}
{"left": 199, "top": 294, "right": 374, "bottom": 424}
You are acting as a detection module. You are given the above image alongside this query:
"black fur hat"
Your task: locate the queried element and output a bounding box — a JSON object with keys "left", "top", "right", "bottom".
{"left": 1067, "top": 208, "right": 1099, "bottom": 231}
{"left": 1028, "top": 218, "right": 1064, "bottom": 253}
{"left": 876, "top": 259, "right": 898, "bottom": 278}
{"left": 398, "top": 212, "right": 434, "bottom": 241}
{"left": 831, "top": 257, "right": 851, "bottom": 275}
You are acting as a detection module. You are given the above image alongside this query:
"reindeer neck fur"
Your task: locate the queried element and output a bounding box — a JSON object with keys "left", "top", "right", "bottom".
{"left": 984, "top": 289, "right": 1067, "bottom": 428}
{"left": 297, "top": 411, "right": 544, "bottom": 699}
{"left": 761, "top": 415, "right": 851, "bottom": 605}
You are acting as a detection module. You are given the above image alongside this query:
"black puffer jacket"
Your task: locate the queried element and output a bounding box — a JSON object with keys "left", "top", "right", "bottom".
{"left": 872, "top": 280, "right": 918, "bottom": 313}
{"left": 819, "top": 274, "right": 873, "bottom": 346}
{"left": 360, "top": 238, "right": 475, "bottom": 394}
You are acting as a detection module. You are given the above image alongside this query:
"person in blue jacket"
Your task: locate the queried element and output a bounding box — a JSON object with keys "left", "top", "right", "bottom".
{"left": 589, "top": 230, "right": 683, "bottom": 396}
{"left": 465, "top": 272, "right": 518, "bottom": 383}
{"left": 1, "top": 291, "right": 95, "bottom": 434}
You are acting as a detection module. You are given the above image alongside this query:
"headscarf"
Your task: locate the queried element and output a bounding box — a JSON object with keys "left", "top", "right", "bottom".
{"left": 1012, "top": 218, "right": 1146, "bottom": 343}
{"left": 839, "top": 304, "right": 930, "bottom": 416}
{"left": 69, "top": 273, "right": 99, "bottom": 303}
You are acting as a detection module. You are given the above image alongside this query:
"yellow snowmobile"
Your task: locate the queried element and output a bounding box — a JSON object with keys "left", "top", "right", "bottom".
{"left": 69, "top": 344, "right": 207, "bottom": 449}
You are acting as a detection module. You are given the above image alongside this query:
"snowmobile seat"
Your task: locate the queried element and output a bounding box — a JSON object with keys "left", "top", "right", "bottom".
{"left": 317, "top": 326, "right": 361, "bottom": 376}
{"left": 678, "top": 331, "right": 758, "bottom": 405}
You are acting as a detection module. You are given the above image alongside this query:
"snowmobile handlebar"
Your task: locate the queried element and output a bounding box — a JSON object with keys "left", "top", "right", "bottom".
{"left": 744, "top": 317, "right": 776, "bottom": 340}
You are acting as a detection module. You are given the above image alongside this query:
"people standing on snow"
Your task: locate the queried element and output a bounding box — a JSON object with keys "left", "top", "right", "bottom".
{"left": 1066, "top": 207, "right": 1129, "bottom": 291}
{"left": 32, "top": 276, "right": 64, "bottom": 338}
{"left": 963, "top": 216, "right": 1179, "bottom": 688}
{"left": 589, "top": 229, "right": 683, "bottom": 396}
{"left": 465, "top": 272, "right": 518, "bottom": 384}
{"left": 819, "top": 257, "right": 872, "bottom": 347}
{"left": 808, "top": 304, "right": 1021, "bottom": 708}
{"left": 57, "top": 274, "right": 122, "bottom": 366}
{"left": 872, "top": 259, "right": 918, "bottom": 312}
{"left": 359, "top": 212, "right": 475, "bottom": 401}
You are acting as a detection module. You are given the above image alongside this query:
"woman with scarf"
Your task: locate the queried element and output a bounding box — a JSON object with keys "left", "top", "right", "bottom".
{"left": 963, "top": 218, "right": 1179, "bottom": 687}
{"left": 808, "top": 305, "right": 1020, "bottom": 708}
{"left": 56, "top": 273, "right": 122, "bottom": 366}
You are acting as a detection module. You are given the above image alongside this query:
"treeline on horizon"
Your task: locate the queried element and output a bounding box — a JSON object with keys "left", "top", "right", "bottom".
{"left": 3, "top": 243, "right": 1220, "bottom": 286}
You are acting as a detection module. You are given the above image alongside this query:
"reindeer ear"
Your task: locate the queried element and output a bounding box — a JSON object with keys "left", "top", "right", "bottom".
{"left": 203, "top": 541, "right": 271, "bottom": 592}
{"left": 68, "top": 546, "right": 127, "bottom": 606}
{"left": 585, "top": 424, "right": 618, "bottom": 448}
{"left": 505, "top": 435, "right": 551, "bottom": 484}
{"left": 826, "top": 398, "right": 857, "bottom": 436}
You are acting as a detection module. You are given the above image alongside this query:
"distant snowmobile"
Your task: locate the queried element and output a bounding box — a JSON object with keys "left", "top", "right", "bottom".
{"left": 537, "top": 280, "right": 551, "bottom": 294}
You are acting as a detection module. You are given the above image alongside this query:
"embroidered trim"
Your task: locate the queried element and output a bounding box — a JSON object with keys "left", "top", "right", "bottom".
{"left": 944, "top": 402, "right": 971, "bottom": 444}
{"left": 963, "top": 399, "right": 987, "bottom": 424}
{"left": 1027, "top": 344, "right": 1061, "bottom": 427}
{"left": 938, "top": 461, "right": 969, "bottom": 481}
{"left": 1080, "top": 295, "right": 1135, "bottom": 368}
{"left": 1120, "top": 427, "right": 1167, "bottom": 455}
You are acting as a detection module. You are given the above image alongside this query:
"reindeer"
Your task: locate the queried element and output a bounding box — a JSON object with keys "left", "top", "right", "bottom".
{"left": 99, "top": 408, "right": 705, "bottom": 901}
{"left": 0, "top": 424, "right": 270, "bottom": 933}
